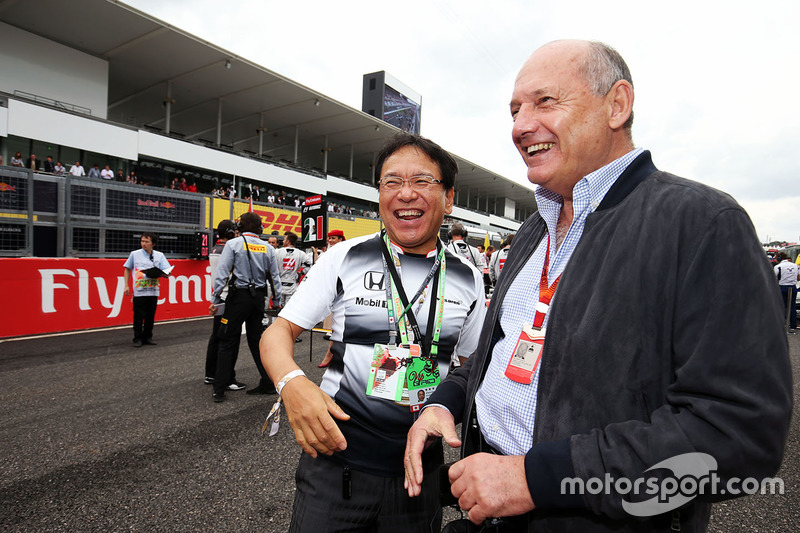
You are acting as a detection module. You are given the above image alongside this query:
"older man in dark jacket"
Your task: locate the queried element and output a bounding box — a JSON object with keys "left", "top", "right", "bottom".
{"left": 404, "top": 40, "right": 792, "bottom": 532}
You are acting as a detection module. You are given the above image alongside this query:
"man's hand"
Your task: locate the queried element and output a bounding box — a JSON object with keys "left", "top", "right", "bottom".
{"left": 404, "top": 406, "right": 461, "bottom": 497}
{"left": 208, "top": 303, "right": 217, "bottom": 315}
{"left": 280, "top": 375, "right": 350, "bottom": 457}
{"left": 448, "top": 454, "right": 535, "bottom": 524}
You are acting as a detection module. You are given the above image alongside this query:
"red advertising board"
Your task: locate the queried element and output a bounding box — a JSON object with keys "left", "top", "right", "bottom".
{"left": 0, "top": 258, "right": 211, "bottom": 339}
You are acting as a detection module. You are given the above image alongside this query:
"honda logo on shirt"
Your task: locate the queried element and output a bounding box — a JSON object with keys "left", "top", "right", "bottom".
{"left": 364, "top": 271, "right": 385, "bottom": 291}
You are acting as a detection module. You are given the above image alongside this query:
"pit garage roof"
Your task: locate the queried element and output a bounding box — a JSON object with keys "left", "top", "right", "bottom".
{"left": 0, "top": 0, "right": 537, "bottom": 214}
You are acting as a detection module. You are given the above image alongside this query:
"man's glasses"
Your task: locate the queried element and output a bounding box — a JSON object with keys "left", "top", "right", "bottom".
{"left": 379, "top": 175, "right": 443, "bottom": 192}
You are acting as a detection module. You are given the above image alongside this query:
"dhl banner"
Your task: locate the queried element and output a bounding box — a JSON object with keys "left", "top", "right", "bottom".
{"left": 214, "top": 198, "right": 380, "bottom": 240}
{"left": 0, "top": 258, "right": 212, "bottom": 339}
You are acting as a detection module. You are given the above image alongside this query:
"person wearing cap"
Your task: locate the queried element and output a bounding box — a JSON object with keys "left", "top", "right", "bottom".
{"left": 260, "top": 132, "right": 487, "bottom": 532}
{"left": 327, "top": 229, "right": 345, "bottom": 246}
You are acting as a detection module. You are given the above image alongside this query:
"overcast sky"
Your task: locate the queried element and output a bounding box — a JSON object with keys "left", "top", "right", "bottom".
{"left": 125, "top": 0, "right": 800, "bottom": 243}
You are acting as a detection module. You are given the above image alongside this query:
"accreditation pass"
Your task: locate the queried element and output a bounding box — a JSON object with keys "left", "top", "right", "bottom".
{"left": 504, "top": 325, "right": 545, "bottom": 384}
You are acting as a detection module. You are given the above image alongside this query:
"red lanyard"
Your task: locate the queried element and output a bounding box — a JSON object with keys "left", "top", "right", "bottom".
{"left": 533, "top": 234, "right": 561, "bottom": 329}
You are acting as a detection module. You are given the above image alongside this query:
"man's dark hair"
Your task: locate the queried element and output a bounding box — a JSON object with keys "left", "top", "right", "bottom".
{"left": 503, "top": 234, "right": 515, "bottom": 248}
{"left": 141, "top": 231, "right": 157, "bottom": 245}
{"left": 374, "top": 132, "right": 458, "bottom": 190}
{"left": 284, "top": 231, "right": 298, "bottom": 246}
{"left": 217, "top": 219, "right": 235, "bottom": 239}
{"left": 238, "top": 212, "right": 262, "bottom": 234}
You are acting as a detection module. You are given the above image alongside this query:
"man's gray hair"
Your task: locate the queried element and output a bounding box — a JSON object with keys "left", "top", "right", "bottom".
{"left": 580, "top": 41, "right": 634, "bottom": 130}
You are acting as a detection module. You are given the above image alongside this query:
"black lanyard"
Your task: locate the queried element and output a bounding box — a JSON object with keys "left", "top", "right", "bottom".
{"left": 379, "top": 233, "right": 443, "bottom": 358}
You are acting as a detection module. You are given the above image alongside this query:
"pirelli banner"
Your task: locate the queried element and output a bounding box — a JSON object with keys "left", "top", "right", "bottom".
{"left": 1, "top": 258, "right": 212, "bottom": 339}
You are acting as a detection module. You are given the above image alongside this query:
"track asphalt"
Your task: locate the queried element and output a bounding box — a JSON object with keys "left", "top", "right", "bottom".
{"left": 1, "top": 318, "right": 797, "bottom": 532}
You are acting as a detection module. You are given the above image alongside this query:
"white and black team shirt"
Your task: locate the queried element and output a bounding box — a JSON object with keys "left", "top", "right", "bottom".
{"left": 280, "top": 232, "right": 487, "bottom": 476}
{"left": 446, "top": 239, "right": 486, "bottom": 270}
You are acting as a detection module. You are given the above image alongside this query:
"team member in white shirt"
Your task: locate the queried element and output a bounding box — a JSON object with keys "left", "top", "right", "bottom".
{"left": 775, "top": 252, "right": 800, "bottom": 330}
{"left": 446, "top": 222, "right": 486, "bottom": 271}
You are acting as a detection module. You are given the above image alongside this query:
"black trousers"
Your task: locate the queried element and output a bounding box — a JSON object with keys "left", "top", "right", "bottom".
{"left": 290, "top": 453, "right": 442, "bottom": 533}
{"left": 214, "top": 287, "right": 269, "bottom": 395}
{"left": 132, "top": 295, "right": 158, "bottom": 341}
{"left": 205, "top": 314, "right": 241, "bottom": 381}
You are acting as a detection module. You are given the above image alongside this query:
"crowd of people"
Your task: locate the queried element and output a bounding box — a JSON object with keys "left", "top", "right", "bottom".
{"left": 3, "top": 152, "right": 379, "bottom": 216}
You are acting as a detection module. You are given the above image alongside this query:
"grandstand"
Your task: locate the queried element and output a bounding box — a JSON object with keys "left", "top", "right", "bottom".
{"left": 0, "top": 0, "right": 534, "bottom": 258}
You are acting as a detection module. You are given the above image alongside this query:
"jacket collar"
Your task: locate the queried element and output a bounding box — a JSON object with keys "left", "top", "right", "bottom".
{"left": 595, "top": 150, "right": 658, "bottom": 212}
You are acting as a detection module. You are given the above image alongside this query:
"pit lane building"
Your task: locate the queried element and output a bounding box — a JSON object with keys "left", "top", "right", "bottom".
{"left": 0, "top": 0, "right": 535, "bottom": 258}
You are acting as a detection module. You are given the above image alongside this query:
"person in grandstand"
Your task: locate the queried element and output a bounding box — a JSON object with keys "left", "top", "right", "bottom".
{"left": 259, "top": 132, "right": 487, "bottom": 532}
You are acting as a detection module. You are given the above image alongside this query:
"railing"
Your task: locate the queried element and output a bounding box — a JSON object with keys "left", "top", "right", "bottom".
{"left": 13, "top": 90, "right": 92, "bottom": 116}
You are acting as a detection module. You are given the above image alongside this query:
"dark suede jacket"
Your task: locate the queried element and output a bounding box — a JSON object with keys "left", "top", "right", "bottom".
{"left": 430, "top": 152, "right": 793, "bottom": 532}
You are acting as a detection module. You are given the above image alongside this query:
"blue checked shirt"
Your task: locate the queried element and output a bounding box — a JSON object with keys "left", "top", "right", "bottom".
{"left": 475, "top": 148, "right": 644, "bottom": 456}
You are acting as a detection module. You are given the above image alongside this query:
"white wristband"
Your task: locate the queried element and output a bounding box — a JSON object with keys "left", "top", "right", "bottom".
{"left": 276, "top": 369, "right": 306, "bottom": 396}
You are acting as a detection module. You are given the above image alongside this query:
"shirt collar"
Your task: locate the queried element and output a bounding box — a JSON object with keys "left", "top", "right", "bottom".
{"left": 535, "top": 147, "right": 644, "bottom": 220}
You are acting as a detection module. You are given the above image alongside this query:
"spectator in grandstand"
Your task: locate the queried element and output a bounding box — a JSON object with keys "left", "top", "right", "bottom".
{"left": 54, "top": 161, "right": 65, "bottom": 175}
{"left": 188, "top": 182, "right": 197, "bottom": 193}
{"left": 116, "top": 169, "right": 125, "bottom": 182}
{"left": 123, "top": 232, "right": 172, "bottom": 348}
{"left": 178, "top": 177, "right": 188, "bottom": 191}
{"left": 10, "top": 152, "right": 24, "bottom": 167}
{"left": 204, "top": 220, "right": 245, "bottom": 391}
{"left": 43, "top": 156, "right": 55, "bottom": 173}
{"left": 87, "top": 164, "right": 101, "bottom": 179}
{"left": 404, "top": 40, "right": 791, "bottom": 531}
{"left": 775, "top": 252, "right": 799, "bottom": 331}
{"left": 260, "top": 132, "right": 487, "bottom": 532}
{"left": 25, "top": 153, "right": 40, "bottom": 171}
{"left": 69, "top": 161, "right": 86, "bottom": 177}
{"left": 252, "top": 186, "right": 260, "bottom": 201}
{"left": 209, "top": 212, "right": 282, "bottom": 401}
{"left": 100, "top": 164, "right": 114, "bottom": 180}
{"left": 128, "top": 170, "right": 136, "bottom": 183}
{"left": 446, "top": 222, "right": 486, "bottom": 272}
{"left": 267, "top": 192, "right": 275, "bottom": 204}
